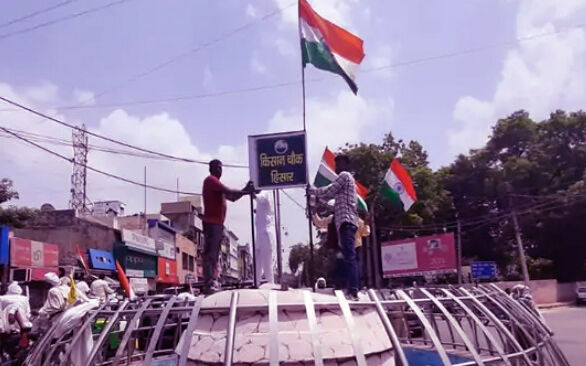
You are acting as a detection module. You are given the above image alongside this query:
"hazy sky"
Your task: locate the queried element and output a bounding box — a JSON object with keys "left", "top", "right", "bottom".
{"left": 2, "top": 0, "right": 586, "bottom": 262}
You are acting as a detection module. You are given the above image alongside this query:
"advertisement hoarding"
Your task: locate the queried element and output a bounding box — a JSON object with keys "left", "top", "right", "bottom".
{"left": 381, "top": 233, "right": 456, "bottom": 278}
{"left": 10, "top": 237, "right": 59, "bottom": 268}
{"left": 248, "top": 131, "right": 307, "bottom": 189}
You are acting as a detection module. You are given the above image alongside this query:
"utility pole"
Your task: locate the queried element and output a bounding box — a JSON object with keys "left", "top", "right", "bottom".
{"left": 511, "top": 208, "right": 530, "bottom": 286}
{"left": 370, "top": 201, "right": 382, "bottom": 288}
{"left": 144, "top": 166, "right": 147, "bottom": 235}
{"left": 456, "top": 218, "right": 463, "bottom": 285}
{"left": 507, "top": 186, "right": 530, "bottom": 287}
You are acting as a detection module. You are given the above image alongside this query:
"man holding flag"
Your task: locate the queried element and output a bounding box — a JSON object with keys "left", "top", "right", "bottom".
{"left": 309, "top": 154, "right": 360, "bottom": 300}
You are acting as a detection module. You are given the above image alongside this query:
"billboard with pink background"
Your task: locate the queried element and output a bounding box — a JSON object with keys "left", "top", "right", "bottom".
{"left": 381, "top": 232, "right": 456, "bottom": 277}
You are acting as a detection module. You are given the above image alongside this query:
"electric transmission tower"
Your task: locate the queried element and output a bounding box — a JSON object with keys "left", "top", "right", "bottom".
{"left": 70, "top": 124, "right": 89, "bottom": 214}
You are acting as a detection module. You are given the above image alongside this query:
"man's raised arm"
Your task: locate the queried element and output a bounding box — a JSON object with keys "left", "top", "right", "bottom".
{"left": 222, "top": 181, "right": 256, "bottom": 202}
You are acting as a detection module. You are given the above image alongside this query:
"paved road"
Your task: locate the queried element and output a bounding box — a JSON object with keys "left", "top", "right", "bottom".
{"left": 543, "top": 305, "right": 586, "bottom": 365}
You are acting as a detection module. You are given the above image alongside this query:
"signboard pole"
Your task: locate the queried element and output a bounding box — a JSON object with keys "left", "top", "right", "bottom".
{"left": 250, "top": 194, "right": 258, "bottom": 288}
{"left": 274, "top": 190, "right": 283, "bottom": 283}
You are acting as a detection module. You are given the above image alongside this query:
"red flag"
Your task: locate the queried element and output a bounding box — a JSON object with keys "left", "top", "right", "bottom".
{"left": 115, "top": 259, "right": 135, "bottom": 300}
{"left": 76, "top": 245, "right": 89, "bottom": 272}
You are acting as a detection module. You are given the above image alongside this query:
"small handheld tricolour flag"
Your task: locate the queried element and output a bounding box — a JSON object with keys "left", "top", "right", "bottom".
{"left": 76, "top": 245, "right": 89, "bottom": 272}
{"left": 381, "top": 158, "right": 417, "bottom": 211}
{"left": 67, "top": 271, "right": 77, "bottom": 305}
{"left": 314, "top": 147, "right": 369, "bottom": 211}
{"left": 299, "top": 0, "right": 365, "bottom": 94}
{"left": 116, "top": 259, "right": 135, "bottom": 300}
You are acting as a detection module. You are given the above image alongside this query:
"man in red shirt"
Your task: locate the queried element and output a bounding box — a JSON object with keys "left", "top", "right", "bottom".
{"left": 202, "top": 159, "right": 254, "bottom": 294}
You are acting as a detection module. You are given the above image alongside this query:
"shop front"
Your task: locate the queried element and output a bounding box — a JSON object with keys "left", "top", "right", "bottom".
{"left": 115, "top": 229, "right": 158, "bottom": 294}
{"left": 9, "top": 237, "right": 59, "bottom": 309}
{"left": 156, "top": 257, "right": 179, "bottom": 291}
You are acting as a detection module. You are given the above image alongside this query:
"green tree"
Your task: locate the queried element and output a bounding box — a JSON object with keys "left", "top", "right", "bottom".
{"left": 0, "top": 178, "right": 19, "bottom": 204}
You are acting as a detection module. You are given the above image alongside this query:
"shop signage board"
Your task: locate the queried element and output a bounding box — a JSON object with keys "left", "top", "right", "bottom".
{"left": 471, "top": 261, "right": 497, "bottom": 280}
{"left": 10, "top": 237, "right": 59, "bottom": 268}
{"left": 88, "top": 249, "right": 116, "bottom": 271}
{"left": 248, "top": 131, "right": 307, "bottom": 189}
{"left": 122, "top": 229, "right": 156, "bottom": 255}
{"left": 156, "top": 239, "right": 176, "bottom": 260}
{"left": 115, "top": 245, "right": 157, "bottom": 278}
{"left": 157, "top": 257, "right": 179, "bottom": 284}
{"left": 381, "top": 233, "right": 456, "bottom": 278}
{"left": 0, "top": 226, "right": 9, "bottom": 266}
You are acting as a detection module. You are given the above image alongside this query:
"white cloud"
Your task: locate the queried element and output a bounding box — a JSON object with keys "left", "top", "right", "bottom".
{"left": 250, "top": 54, "right": 267, "bottom": 74}
{"left": 0, "top": 82, "right": 252, "bottom": 243}
{"left": 23, "top": 82, "right": 59, "bottom": 105}
{"left": 246, "top": 3, "right": 257, "bottom": 18}
{"left": 273, "top": 36, "right": 296, "bottom": 57}
{"left": 268, "top": 90, "right": 393, "bottom": 176}
{"left": 368, "top": 44, "right": 393, "bottom": 79}
{"left": 73, "top": 89, "right": 96, "bottom": 106}
{"left": 447, "top": 0, "right": 586, "bottom": 154}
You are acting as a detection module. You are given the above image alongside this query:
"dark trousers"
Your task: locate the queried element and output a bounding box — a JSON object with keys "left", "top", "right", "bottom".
{"left": 203, "top": 223, "right": 224, "bottom": 286}
{"left": 356, "top": 246, "right": 363, "bottom": 288}
{"left": 338, "top": 222, "right": 358, "bottom": 294}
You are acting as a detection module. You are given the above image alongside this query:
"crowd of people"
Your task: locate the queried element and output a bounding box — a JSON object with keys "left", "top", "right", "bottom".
{"left": 0, "top": 271, "right": 117, "bottom": 361}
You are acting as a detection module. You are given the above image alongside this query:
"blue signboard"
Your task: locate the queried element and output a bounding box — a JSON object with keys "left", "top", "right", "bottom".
{"left": 471, "top": 261, "right": 497, "bottom": 280}
{"left": 88, "top": 249, "right": 116, "bottom": 271}
{"left": 0, "top": 226, "right": 9, "bottom": 266}
{"left": 248, "top": 131, "right": 307, "bottom": 189}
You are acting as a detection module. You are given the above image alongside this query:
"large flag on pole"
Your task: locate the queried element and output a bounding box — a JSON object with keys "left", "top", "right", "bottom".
{"left": 299, "top": 0, "right": 365, "bottom": 94}
{"left": 381, "top": 158, "right": 417, "bottom": 211}
{"left": 314, "top": 147, "right": 368, "bottom": 211}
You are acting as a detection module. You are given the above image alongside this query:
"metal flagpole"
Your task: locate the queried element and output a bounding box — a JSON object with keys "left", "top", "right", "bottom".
{"left": 298, "top": 6, "right": 315, "bottom": 288}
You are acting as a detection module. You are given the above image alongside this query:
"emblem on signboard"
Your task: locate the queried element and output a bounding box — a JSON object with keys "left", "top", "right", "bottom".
{"left": 274, "top": 139, "right": 289, "bottom": 154}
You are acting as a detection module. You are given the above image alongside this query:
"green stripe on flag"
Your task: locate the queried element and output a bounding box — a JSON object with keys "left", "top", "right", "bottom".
{"left": 381, "top": 182, "right": 404, "bottom": 209}
{"left": 301, "top": 39, "right": 342, "bottom": 74}
{"left": 314, "top": 173, "right": 332, "bottom": 188}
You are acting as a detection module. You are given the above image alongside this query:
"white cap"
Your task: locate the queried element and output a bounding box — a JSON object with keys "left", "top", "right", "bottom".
{"left": 44, "top": 272, "right": 61, "bottom": 286}
{"left": 7, "top": 281, "right": 22, "bottom": 295}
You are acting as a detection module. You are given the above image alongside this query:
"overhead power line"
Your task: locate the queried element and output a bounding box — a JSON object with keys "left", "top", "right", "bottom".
{"left": 0, "top": 20, "right": 581, "bottom": 113}
{"left": 88, "top": 2, "right": 296, "bottom": 103}
{"left": 0, "top": 0, "right": 132, "bottom": 41}
{"left": 0, "top": 0, "right": 79, "bottom": 29}
{"left": 0, "top": 96, "right": 248, "bottom": 168}
{"left": 0, "top": 126, "right": 200, "bottom": 195}
{"left": 281, "top": 189, "right": 306, "bottom": 212}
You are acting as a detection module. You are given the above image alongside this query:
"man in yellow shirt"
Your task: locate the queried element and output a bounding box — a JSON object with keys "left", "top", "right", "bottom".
{"left": 313, "top": 212, "right": 370, "bottom": 288}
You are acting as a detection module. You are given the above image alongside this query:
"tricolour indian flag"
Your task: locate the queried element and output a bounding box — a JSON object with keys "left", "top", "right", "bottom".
{"left": 381, "top": 159, "right": 417, "bottom": 211}
{"left": 314, "top": 147, "right": 368, "bottom": 211}
{"left": 299, "top": 0, "right": 365, "bottom": 94}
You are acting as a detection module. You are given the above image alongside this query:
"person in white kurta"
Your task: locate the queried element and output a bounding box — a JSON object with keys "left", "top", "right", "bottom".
{"left": 255, "top": 193, "right": 275, "bottom": 284}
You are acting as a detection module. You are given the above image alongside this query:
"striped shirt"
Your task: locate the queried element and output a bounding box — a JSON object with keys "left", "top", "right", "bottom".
{"left": 310, "top": 171, "right": 358, "bottom": 230}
